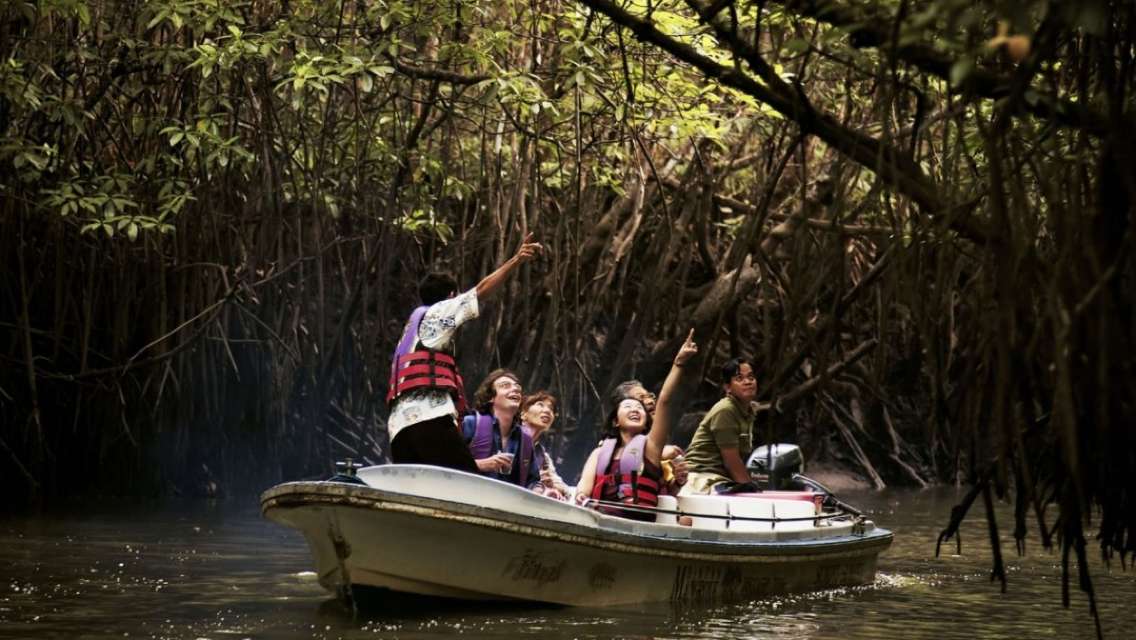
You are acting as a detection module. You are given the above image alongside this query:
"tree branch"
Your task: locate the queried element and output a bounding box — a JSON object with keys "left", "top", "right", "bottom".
{"left": 768, "top": 338, "right": 878, "bottom": 407}
{"left": 384, "top": 54, "right": 490, "bottom": 85}
{"left": 661, "top": 176, "right": 895, "bottom": 235}
{"left": 576, "top": 0, "right": 991, "bottom": 244}
{"left": 769, "top": 0, "right": 1106, "bottom": 133}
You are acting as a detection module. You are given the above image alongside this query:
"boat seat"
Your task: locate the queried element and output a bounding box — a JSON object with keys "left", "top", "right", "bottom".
{"left": 770, "top": 499, "right": 818, "bottom": 532}
{"left": 677, "top": 495, "right": 729, "bottom": 530}
{"left": 731, "top": 491, "right": 818, "bottom": 502}
{"left": 727, "top": 498, "right": 774, "bottom": 532}
{"left": 654, "top": 495, "right": 679, "bottom": 525}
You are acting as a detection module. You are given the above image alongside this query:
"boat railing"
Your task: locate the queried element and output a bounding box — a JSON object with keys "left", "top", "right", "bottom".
{"left": 580, "top": 497, "right": 863, "bottom": 528}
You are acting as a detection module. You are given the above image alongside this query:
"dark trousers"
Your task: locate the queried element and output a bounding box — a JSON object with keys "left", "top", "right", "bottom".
{"left": 390, "top": 415, "right": 479, "bottom": 474}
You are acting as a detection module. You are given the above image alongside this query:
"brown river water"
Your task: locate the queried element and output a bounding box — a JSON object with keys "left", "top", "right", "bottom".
{"left": 1, "top": 488, "right": 1133, "bottom": 639}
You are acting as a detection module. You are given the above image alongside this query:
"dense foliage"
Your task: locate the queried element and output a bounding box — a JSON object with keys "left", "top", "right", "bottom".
{"left": 1, "top": 0, "right": 1133, "bottom": 627}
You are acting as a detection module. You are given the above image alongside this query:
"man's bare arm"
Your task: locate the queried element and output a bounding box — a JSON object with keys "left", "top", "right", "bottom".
{"left": 475, "top": 233, "right": 542, "bottom": 299}
{"left": 719, "top": 446, "right": 752, "bottom": 484}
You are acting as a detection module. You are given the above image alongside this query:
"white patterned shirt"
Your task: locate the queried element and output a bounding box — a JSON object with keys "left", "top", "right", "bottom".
{"left": 387, "top": 288, "right": 479, "bottom": 441}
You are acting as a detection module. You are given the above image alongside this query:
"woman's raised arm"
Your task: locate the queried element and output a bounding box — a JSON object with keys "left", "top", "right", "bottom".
{"left": 646, "top": 329, "right": 698, "bottom": 465}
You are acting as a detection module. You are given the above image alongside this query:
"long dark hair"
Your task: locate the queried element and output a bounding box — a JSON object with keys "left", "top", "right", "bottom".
{"left": 601, "top": 393, "right": 652, "bottom": 440}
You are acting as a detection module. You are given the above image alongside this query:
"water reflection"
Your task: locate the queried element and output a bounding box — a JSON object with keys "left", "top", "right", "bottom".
{"left": 0, "top": 489, "right": 1132, "bottom": 639}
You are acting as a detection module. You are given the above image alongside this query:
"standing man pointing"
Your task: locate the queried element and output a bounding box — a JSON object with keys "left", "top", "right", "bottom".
{"left": 386, "top": 234, "right": 542, "bottom": 471}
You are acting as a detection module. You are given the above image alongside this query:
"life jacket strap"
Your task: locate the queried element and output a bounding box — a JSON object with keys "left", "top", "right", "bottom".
{"left": 386, "top": 349, "right": 467, "bottom": 411}
{"left": 390, "top": 363, "right": 461, "bottom": 383}
{"left": 592, "top": 472, "right": 660, "bottom": 507}
{"left": 394, "top": 350, "right": 458, "bottom": 368}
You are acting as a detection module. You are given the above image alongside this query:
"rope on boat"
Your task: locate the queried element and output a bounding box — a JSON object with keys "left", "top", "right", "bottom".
{"left": 580, "top": 498, "right": 862, "bottom": 524}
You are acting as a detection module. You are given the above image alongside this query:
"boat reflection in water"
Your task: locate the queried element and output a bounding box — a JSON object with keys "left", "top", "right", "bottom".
{"left": 261, "top": 463, "right": 892, "bottom": 607}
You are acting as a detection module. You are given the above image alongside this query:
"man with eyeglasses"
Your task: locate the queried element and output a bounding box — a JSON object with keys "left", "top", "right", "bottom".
{"left": 613, "top": 380, "right": 655, "bottom": 417}
{"left": 678, "top": 357, "right": 759, "bottom": 495}
{"left": 460, "top": 369, "right": 542, "bottom": 488}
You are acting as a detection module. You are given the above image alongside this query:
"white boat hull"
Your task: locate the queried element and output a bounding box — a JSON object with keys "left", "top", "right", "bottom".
{"left": 261, "top": 465, "right": 892, "bottom": 607}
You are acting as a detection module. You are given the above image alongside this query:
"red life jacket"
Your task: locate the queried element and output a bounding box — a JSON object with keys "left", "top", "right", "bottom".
{"left": 386, "top": 306, "right": 467, "bottom": 412}
{"left": 590, "top": 434, "right": 660, "bottom": 511}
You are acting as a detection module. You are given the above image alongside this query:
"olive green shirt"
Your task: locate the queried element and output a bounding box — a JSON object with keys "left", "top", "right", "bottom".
{"left": 683, "top": 396, "right": 755, "bottom": 479}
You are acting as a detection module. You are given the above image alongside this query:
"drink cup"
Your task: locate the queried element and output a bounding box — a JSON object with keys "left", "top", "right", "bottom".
{"left": 500, "top": 452, "right": 515, "bottom": 473}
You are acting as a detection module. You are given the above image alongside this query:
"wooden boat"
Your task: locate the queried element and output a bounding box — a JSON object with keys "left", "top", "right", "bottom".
{"left": 260, "top": 464, "right": 892, "bottom": 607}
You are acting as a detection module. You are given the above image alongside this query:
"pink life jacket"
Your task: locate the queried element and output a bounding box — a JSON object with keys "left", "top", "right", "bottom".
{"left": 468, "top": 413, "right": 533, "bottom": 487}
{"left": 386, "top": 306, "right": 467, "bottom": 412}
{"left": 590, "top": 434, "right": 660, "bottom": 508}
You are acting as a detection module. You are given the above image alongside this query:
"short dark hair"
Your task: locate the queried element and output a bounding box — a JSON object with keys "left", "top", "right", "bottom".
{"left": 521, "top": 391, "right": 557, "bottom": 415}
{"left": 473, "top": 369, "right": 521, "bottom": 411}
{"left": 418, "top": 271, "right": 458, "bottom": 305}
{"left": 721, "top": 357, "right": 754, "bottom": 385}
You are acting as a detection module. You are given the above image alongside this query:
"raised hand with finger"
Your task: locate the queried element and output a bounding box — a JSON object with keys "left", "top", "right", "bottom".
{"left": 515, "top": 232, "right": 543, "bottom": 263}
{"left": 675, "top": 328, "right": 698, "bottom": 367}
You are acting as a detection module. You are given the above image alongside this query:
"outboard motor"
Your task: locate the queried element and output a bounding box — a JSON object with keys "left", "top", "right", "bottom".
{"left": 746, "top": 446, "right": 863, "bottom": 516}
{"left": 747, "top": 444, "right": 804, "bottom": 490}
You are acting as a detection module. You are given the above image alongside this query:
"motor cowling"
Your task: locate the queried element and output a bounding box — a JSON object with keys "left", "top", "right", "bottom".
{"left": 747, "top": 444, "right": 804, "bottom": 490}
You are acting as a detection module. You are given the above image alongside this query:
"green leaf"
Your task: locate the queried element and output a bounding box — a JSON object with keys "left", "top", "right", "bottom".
{"left": 949, "top": 58, "right": 974, "bottom": 88}
{"left": 146, "top": 10, "right": 168, "bottom": 30}
{"left": 783, "top": 38, "right": 809, "bottom": 55}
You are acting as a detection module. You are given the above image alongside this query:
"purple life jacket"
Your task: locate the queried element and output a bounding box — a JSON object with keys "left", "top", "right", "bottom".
{"left": 469, "top": 413, "right": 533, "bottom": 487}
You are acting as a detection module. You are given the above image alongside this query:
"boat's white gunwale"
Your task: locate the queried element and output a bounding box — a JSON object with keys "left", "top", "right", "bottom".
{"left": 261, "top": 481, "right": 892, "bottom": 563}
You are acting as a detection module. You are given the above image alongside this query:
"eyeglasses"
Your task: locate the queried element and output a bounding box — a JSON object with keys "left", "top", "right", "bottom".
{"left": 494, "top": 379, "right": 523, "bottom": 391}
